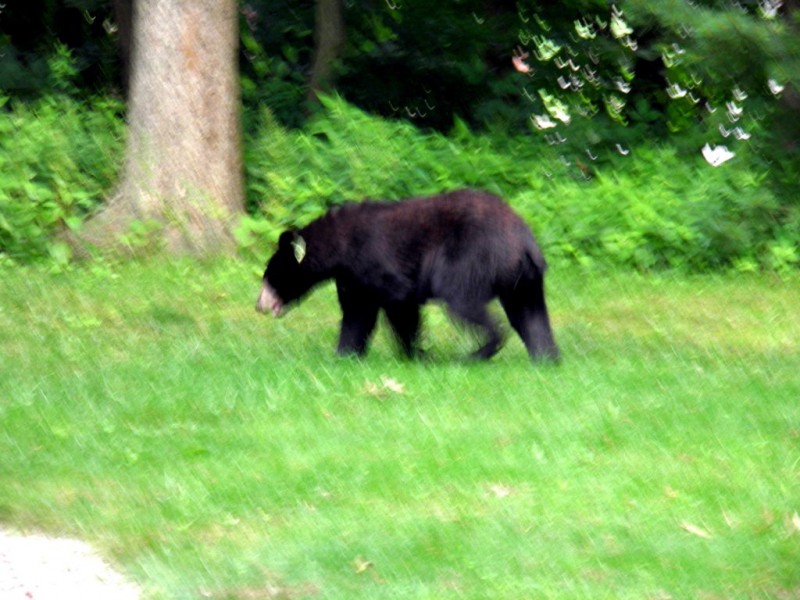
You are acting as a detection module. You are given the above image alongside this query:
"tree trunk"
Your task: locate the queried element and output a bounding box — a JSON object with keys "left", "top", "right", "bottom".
{"left": 307, "top": 0, "right": 345, "bottom": 103}
{"left": 84, "top": 0, "right": 243, "bottom": 255}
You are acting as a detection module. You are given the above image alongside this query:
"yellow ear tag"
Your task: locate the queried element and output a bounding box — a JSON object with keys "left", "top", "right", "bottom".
{"left": 292, "top": 236, "right": 307, "bottom": 263}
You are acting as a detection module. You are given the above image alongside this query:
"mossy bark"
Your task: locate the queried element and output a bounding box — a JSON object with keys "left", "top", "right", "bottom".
{"left": 82, "top": 0, "right": 243, "bottom": 256}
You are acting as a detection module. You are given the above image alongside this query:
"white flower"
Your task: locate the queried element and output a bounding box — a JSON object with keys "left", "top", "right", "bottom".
{"left": 733, "top": 127, "right": 751, "bottom": 141}
{"left": 575, "top": 19, "right": 596, "bottom": 40}
{"left": 610, "top": 13, "right": 633, "bottom": 38}
{"left": 539, "top": 90, "right": 571, "bottom": 124}
{"left": 550, "top": 106, "right": 571, "bottom": 124}
{"left": 531, "top": 114, "right": 557, "bottom": 129}
{"left": 759, "top": 0, "right": 782, "bottom": 19}
{"left": 702, "top": 143, "right": 735, "bottom": 167}
{"left": 614, "top": 78, "right": 631, "bottom": 94}
{"left": 622, "top": 36, "right": 638, "bottom": 51}
{"left": 768, "top": 79, "right": 785, "bottom": 96}
{"left": 726, "top": 101, "right": 744, "bottom": 121}
{"left": 533, "top": 35, "right": 561, "bottom": 61}
{"left": 666, "top": 83, "right": 688, "bottom": 99}
{"left": 720, "top": 125, "right": 750, "bottom": 140}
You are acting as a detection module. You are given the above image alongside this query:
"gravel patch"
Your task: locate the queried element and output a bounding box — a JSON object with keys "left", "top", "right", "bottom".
{"left": 0, "top": 529, "right": 141, "bottom": 599}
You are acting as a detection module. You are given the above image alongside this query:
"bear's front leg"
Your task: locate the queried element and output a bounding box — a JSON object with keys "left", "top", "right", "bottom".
{"left": 336, "top": 280, "right": 379, "bottom": 356}
{"left": 385, "top": 302, "right": 422, "bottom": 358}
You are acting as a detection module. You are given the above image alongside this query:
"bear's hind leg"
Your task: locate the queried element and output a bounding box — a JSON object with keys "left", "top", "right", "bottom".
{"left": 500, "top": 285, "right": 560, "bottom": 362}
{"left": 448, "top": 301, "right": 503, "bottom": 360}
{"left": 385, "top": 302, "right": 422, "bottom": 358}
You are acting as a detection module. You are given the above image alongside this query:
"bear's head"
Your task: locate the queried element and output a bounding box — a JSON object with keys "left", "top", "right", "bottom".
{"left": 255, "top": 230, "right": 316, "bottom": 317}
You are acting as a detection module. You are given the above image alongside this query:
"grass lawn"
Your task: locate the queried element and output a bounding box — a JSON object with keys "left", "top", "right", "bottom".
{"left": 1, "top": 259, "right": 798, "bottom": 599}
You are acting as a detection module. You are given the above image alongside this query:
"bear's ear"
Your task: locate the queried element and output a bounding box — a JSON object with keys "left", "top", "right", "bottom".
{"left": 291, "top": 235, "right": 307, "bottom": 263}
{"left": 278, "top": 230, "right": 306, "bottom": 263}
{"left": 278, "top": 230, "right": 295, "bottom": 249}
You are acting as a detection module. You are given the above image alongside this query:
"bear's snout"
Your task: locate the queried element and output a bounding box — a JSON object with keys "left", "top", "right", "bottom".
{"left": 255, "top": 282, "right": 284, "bottom": 317}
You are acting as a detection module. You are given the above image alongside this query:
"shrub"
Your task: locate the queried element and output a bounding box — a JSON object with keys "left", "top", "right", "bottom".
{"left": 516, "top": 144, "right": 798, "bottom": 272}
{"left": 1, "top": 93, "right": 795, "bottom": 274}
{"left": 241, "top": 95, "right": 555, "bottom": 247}
{"left": 244, "top": 96, "right": 798, "bottom": 273}
{"left": 0, "top": 96, "right": 124, "bottom": 262}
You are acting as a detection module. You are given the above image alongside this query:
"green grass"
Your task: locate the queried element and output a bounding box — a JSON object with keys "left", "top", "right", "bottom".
{"left": 1, "top": 259, "right": 798, "bottom": 599}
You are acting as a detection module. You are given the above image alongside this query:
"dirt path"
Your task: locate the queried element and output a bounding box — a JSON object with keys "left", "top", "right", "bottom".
{"left": 0, "top": 529, "right": 141, "bottom": 599}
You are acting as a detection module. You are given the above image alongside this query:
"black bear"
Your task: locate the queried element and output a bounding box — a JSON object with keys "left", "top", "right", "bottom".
{"left": 255, "top": 189, "right": 559, "bottom": 362}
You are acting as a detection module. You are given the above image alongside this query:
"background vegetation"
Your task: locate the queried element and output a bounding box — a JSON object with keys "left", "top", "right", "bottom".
{"left": 2, "top": 90, "right": 797, "bottom": 272}
{"left": 1, "top": 0, "right": 798, "bottom": 271}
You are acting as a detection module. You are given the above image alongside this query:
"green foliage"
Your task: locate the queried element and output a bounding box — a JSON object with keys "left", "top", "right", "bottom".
{"left": 1, "top": 93, "right": 796, "bottom": 274}
{"left": 239, "top": 4, "right": 313, "bottom": 129}
{"left": 46, "top": 43, "right": 79, "bottom": 95}
{"left": 0, "top": 2, "right": 121, "bottom": 97}
{"left": 0, "top": 96, "right": 124, "bottom": 261}
{"left": 512, "top": 3, "right": 644, "bottom": 149}
{"left": 506, "top": 0, "right": 800, "bottom": 193}
{"left": 245, "top": 96, "right": 798, "bottom": 273}
{"left": 242, "top": 95, "right": 551, "bottom": 249}
{"left": 239, "top": 0, "right": 528, "bottom": 131}
{"left": 336, "top": 0, "right": 525, "bottom": 131}
{"left": 519, "top": 144, "right": 799, "bottom": 272}
{"left": 622, "top": 0, "right": 800, "bottom": 152}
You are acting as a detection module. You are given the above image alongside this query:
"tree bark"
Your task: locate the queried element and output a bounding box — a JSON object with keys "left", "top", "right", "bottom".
{"left": 84, "top": 0, "right": 243, "bottom": 255}
{"left": 307, "top": 0, "right": 346, "bottom": 103}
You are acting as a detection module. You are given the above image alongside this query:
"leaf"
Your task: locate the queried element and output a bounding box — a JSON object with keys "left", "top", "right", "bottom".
{"left": 380, "top": 376, "right": 404, "bottom": 394}
{"left": 788, "top": 512, "right": 800, "bottom": 535}
{"left": 363, "top": 381, "right": 383, "bottom": 397}
{"left": 65, "top": 215, "right": 83, "bottom": 231}
{"left": 663, "top": 486, "right": 679, "bottom": 499}
{"left": 680, "top": 521, "right": 712, "bottom": 539}
{"left": 489, "top": 484, "right": 513, "bottom": 499}
{"left": 363, "top": 376, "right": 405, "bottom": 399}
{"left": 48, "top": 241, "right": 72, "bottom": 266}
{"left": 220, "top": 513, "right": 240, "bottom": 527}
{"left": 353, "top": 556, "right": 373, "bottom": 574}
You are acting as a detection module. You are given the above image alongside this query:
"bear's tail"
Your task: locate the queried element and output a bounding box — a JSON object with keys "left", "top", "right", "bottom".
{"left": 524, "top": 236, "right": 548, "bottom": 276}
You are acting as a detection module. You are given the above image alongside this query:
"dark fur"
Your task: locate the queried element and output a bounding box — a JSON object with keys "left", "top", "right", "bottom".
{"left": 258, "top": 189, "right": 559, "bottom": 361}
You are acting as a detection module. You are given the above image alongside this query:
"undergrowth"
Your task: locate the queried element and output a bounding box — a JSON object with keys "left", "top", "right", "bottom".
{"left": 242, "top": 96, "right": 799, "bottom": 273}
{"left": 0, "top": 95, "right": 125, "bottom": 263}
{"left": 1, "top": 94, "right": 798, "bottom": 272}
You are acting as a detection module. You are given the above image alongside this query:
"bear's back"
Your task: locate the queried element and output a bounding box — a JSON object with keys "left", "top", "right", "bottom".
{"left": 356, "top": 189, "right": 519, "bottom": 235}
